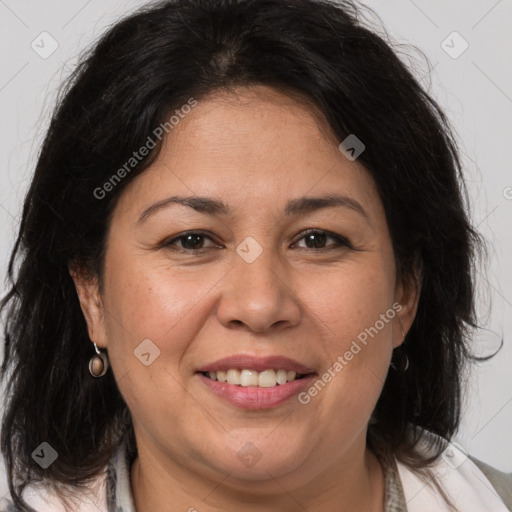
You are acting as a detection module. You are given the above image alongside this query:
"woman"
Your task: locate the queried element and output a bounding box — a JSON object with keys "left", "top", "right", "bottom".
{"left": 1, "top": 0, "right": 510, "bottom": 511}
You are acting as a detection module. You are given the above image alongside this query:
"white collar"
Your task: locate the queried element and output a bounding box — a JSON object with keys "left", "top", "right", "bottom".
{"left": 396, "top": 439, "right": 509, "bottom": 512}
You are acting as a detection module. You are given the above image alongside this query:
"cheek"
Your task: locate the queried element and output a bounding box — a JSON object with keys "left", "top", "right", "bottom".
{"left": 301, "top": 268, "right": 396, "bottom": 430}
{"left": 303, "top": 261, "right": 396, "bottom": 347}
{"left": 299, "top": 258, "right": 396, "bottom": 416}
{"left": 100, "top": 254, "right": 220, "bottom": 363}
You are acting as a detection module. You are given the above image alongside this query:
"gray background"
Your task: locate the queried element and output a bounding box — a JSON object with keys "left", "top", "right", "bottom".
{"left": 1, "top": 0, "right": 511, "bottom": 500}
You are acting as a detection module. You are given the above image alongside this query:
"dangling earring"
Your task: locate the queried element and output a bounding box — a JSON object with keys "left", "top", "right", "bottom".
{"left": 391, "top": 326, "right": 410, "bottom": 372}
{"left": 89, "top": 342, "right": 109, "bottom": 377}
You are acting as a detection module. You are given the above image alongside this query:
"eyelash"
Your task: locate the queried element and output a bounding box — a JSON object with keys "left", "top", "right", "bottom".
{"left": 161, "top": 229, "right": 352, "bottom": 254}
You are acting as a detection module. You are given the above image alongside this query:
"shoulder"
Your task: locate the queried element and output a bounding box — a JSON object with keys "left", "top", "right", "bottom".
{"left": 0, "top": 488, "right": 67, "bottom": 512}
{"left": 470, "top": 456, "right": 512, "bottom": 510}
{"left": 0, "top": 498, "right": 19, "bottom": 512}
{"left": 0, "top": 435, "right": 130, "bottom": 512}
{"left": 393, "top": 428, "right": 512, "bottom": 511}
{"left": 0, "top": 472, "right": 109, "bottom": 512}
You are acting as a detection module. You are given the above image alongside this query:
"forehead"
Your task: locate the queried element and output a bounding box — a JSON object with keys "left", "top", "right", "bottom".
{"left": 114, "top": 85, "right": 383, "bottom": 224}
{"left": 166, "top": 85, "right": 342, "bottom": 167}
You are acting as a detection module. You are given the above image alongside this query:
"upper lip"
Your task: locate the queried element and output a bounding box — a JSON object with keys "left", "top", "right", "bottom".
{"left": 196, "top": 354, "right": 316, "bottom": 374}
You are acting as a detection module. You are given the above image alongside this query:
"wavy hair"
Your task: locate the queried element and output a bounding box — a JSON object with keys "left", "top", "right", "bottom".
{"left": 1, "top": 0, "right": 488, "bottom": 510}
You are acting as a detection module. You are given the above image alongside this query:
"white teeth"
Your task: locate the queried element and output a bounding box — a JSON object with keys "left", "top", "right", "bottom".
{"left": 205, "top": 368, "right": 304, "bottom": 387}
{"left": 258, "top": 369, "right": 277, "bottom": 387}
{"left": 240, "top": 369, "right": 259, "bottom": 386}
{"left": 226, "top": 369, "right": 241, "bottom": 385}
{"left": 276, "top": 369, "right": 288, "bottom": 385}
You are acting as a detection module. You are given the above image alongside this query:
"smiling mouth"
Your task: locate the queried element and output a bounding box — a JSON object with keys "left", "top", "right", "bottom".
{"left": 199, "top": 369, "right": 310, "bottom": 388}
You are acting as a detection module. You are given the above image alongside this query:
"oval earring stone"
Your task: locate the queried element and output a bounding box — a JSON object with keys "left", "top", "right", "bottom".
{"left": 89, "top": 354, "right": 106, "bottom": 377}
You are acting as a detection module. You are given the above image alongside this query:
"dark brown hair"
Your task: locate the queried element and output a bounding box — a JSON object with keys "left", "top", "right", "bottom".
{"left": 1, "top": 0, "right": 489, "bottom": 510}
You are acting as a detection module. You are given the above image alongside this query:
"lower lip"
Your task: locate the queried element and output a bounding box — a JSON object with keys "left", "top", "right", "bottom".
{"left": 197, "top": 373, "right": 316, "bottom": 410}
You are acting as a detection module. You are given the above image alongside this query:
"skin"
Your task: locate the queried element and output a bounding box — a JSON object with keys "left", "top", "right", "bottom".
{"left": 72, "top": 85, "right": 421, "bottom": 512}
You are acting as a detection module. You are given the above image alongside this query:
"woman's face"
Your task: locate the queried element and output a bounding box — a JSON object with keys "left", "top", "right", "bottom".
{"left": 75, "top": 85, "right": 419, "bottom": 491}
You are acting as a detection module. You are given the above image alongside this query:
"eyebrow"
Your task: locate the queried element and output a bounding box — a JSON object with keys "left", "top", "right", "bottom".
{"left": 137, "top": 193, "right": 369, "bottom": 224}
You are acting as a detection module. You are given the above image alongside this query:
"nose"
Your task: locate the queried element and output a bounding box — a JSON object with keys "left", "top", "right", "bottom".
{"left": 216, "top": 246, "right": 301, "bottom": 333}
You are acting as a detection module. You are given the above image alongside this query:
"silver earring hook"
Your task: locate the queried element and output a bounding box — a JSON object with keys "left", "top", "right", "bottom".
{"left": 397, "top": 315, "right": 406, "bottom": 343}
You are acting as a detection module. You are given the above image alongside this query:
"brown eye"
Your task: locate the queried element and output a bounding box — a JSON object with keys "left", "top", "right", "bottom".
{"left": 176, "top": 233, "right": 207, "bottom": 250}
{"left": 162, "top": 231, "right": 219, "bottom": 252}
{"left": 161, "top": 229, "right": 351, "bottom": 254}
{"left": 294, "top": 229, "right": 351, "bottom": 250}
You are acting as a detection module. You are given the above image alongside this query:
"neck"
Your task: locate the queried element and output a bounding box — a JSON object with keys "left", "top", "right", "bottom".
{"left": 130, "top": 443, "right": 385, "bottom": 512}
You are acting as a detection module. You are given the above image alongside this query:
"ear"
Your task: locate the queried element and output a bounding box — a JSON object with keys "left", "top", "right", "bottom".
{"left": 69, "top": 263, "right": 108, "bottom": 349}
{"left": 393, "top": 255, "right": 422, "bottom": 349}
